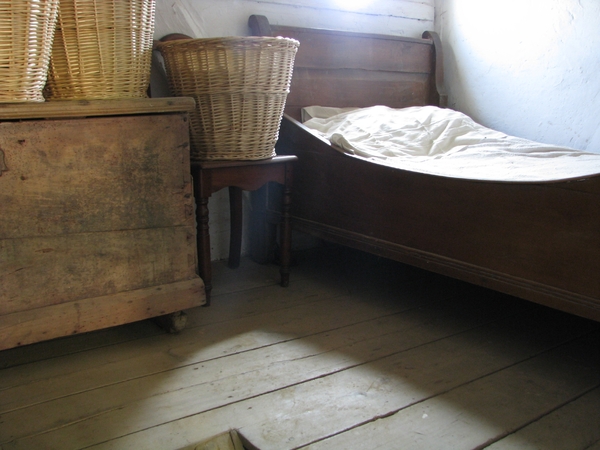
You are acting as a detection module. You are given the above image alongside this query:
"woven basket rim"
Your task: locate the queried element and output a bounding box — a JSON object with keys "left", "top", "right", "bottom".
{"left": 157, "top": 36, "right": 299, "bottom": 50}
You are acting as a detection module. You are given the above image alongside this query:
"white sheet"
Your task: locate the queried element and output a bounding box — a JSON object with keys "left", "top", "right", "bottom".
{"left": 302, "top": 105, "right": 600, "bottom": 182}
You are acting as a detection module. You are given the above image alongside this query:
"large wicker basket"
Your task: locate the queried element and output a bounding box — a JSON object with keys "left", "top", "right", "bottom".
{"left": 0, "top": 0, "right": 59, "bottom": 103}
{"left": 158, "top": 37, "right": 299, "bottom": 161}
{"left": 45, "top": 0, "right": 155, "bottom": 100}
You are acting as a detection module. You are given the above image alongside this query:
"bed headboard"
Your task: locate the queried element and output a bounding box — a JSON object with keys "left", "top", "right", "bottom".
{"left": 249, "top": 14, "right": 447, "bottom": 121}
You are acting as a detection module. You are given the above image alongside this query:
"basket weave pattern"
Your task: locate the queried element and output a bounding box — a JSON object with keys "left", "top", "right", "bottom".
{"left": 45, "top": 0, "right": 155, "bottom": 100}
{"left": 159, "top": 37, "right": 299, "bottom": 160}
{"left": 0, "top": 0, "right": 59, "bottom": 103}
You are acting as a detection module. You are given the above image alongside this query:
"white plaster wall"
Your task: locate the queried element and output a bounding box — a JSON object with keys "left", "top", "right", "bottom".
{"left": 435, "top": 0, "right": 600, "bottom": 152}
{"left": 154, "top": 0, "right": 435, "bottom": 260}
{"left": 154, "top": 0, "right": 434, "bottom": 40}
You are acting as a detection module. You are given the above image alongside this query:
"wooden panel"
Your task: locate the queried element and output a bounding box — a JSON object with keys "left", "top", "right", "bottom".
{"left": 289, "top": 148, "right": 600, "bottom": 297}
{"left": 1, "top": 226, "right": 198, "bottom": 315}
{"left": 252, "top": 19, "right": 436, "bottom": 120}
{"left": 0, "top": 113, "right": 193, "bottom": 239}
{"left": 0, "top": 101, "right": 203, "bottom": 350}
{"left": 0, "top": 278, "right": 205, "bottom": 350}
{"left": 335, "top": 173, "right": 595, "bottom": 296}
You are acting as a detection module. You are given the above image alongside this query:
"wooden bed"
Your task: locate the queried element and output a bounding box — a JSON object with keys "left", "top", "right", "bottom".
{"left": 249, "top": 15, "right": 600, "bottom": 323}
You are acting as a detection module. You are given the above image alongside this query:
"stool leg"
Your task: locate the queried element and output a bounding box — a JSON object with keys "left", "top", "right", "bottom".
{"left": 249, "top": 184, "right": 278, "bottom": 264}
{"left": 279, "top": 178, "right": 292, "bottom": 287}
{"left": 228, "top": 186, "right": 243, "bottom": 269}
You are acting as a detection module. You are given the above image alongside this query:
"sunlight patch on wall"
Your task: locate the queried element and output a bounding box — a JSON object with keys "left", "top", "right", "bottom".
{"left": 453, "top": 0, "right": 568, "bottom": 68}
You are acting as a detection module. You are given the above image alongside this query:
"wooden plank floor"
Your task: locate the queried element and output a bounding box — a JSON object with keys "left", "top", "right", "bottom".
{"left": 1, "top": 245, "right": 600, "bottom": 450}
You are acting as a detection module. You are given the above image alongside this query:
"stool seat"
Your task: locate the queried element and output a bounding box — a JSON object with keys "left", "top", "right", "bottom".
{"left": 191, "top": 155, "right": 297, "bottom": 304}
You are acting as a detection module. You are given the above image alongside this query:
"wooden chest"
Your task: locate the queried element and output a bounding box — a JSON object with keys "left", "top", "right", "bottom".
{"left": 0, "top": 98, "right": 205, "bottom": 350}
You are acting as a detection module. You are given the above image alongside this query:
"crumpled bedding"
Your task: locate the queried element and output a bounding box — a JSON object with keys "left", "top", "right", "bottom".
{"left": 301, "top": 105, "right": 600, "bottom": 182}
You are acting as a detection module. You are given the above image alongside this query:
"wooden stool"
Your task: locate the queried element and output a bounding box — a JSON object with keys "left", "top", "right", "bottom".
{"left": 191, "top": 155, "right": 297, "bottom": 305}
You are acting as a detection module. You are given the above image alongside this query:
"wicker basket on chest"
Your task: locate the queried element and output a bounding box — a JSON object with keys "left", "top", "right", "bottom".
{"left": 45, "top": 0, "right": 155, "bottom": 100}
{"left": 0, "top": 0, "right": 59, "bottom": 103}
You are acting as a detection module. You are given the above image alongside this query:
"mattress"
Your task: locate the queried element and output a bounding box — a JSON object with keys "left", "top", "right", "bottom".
{"left": 301, "top": 105, "right": 600, "bottom": 182}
